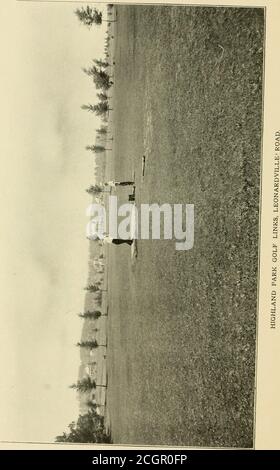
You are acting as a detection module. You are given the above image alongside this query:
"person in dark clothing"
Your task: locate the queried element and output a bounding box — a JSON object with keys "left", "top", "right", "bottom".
{"left": 111, "top": 238, "right": 133, "bottom": 246}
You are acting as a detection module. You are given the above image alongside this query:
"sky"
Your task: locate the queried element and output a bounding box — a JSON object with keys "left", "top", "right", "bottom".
{"left": 0, "top": 1, "right": 106, "bottom": 442}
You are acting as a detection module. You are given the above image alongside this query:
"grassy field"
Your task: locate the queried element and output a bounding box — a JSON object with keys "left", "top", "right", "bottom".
{"left": 105, "top": 5, "right": 264, "bottom": 447}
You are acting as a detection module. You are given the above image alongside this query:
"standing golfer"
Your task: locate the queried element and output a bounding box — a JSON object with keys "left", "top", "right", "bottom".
{"left": 87, "top": 233, "right": 133, "bottom": 247}
{"left": 103, "top": 235, "right": 133, "bottom": 246}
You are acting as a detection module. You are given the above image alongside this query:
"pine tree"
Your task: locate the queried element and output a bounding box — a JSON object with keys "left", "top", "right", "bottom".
{"left": 74, "top": 6, "right": 102, "bottom": 27}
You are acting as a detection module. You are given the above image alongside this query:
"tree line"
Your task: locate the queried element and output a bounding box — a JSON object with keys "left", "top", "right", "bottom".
{"left": 77, "top": 5, "right": 115, "bottom": 154}
{"left": 56, "top": 309, "right": 110, "bottom": 442}
{"left": 56, "top": 4, "right": 115, "bottom": 444}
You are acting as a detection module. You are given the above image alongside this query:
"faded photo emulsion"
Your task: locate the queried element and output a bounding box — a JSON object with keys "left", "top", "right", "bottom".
{"left": 1, "top": 2, "right": 265, "bottom": 448}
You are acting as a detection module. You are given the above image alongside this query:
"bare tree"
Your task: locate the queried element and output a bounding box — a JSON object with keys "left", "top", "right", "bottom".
{"left": 78, "top": 310, "right": 107, "bottom": 320}
{"left": 86, "top": 143, "right": 112, "bottom": 153}
{"left": 77, "top": 340, "right": 107, "bottom": 348}
{"left": 96, "top": 126, "right": 108, "bottom": 135}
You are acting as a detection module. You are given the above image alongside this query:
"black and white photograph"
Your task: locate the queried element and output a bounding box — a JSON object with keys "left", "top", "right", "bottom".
{"left": 0, "top": 0, "right": 272, "bottom": 450}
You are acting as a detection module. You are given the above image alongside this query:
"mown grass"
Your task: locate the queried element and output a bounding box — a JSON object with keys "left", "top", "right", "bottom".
{"left": 106, "top": 5, "right": 264, "bottom": 447}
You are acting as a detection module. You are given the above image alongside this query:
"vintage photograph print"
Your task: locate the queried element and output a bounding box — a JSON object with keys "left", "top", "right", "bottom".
{"left": 1, "top": 2, "right": 265, "bottom": 448}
